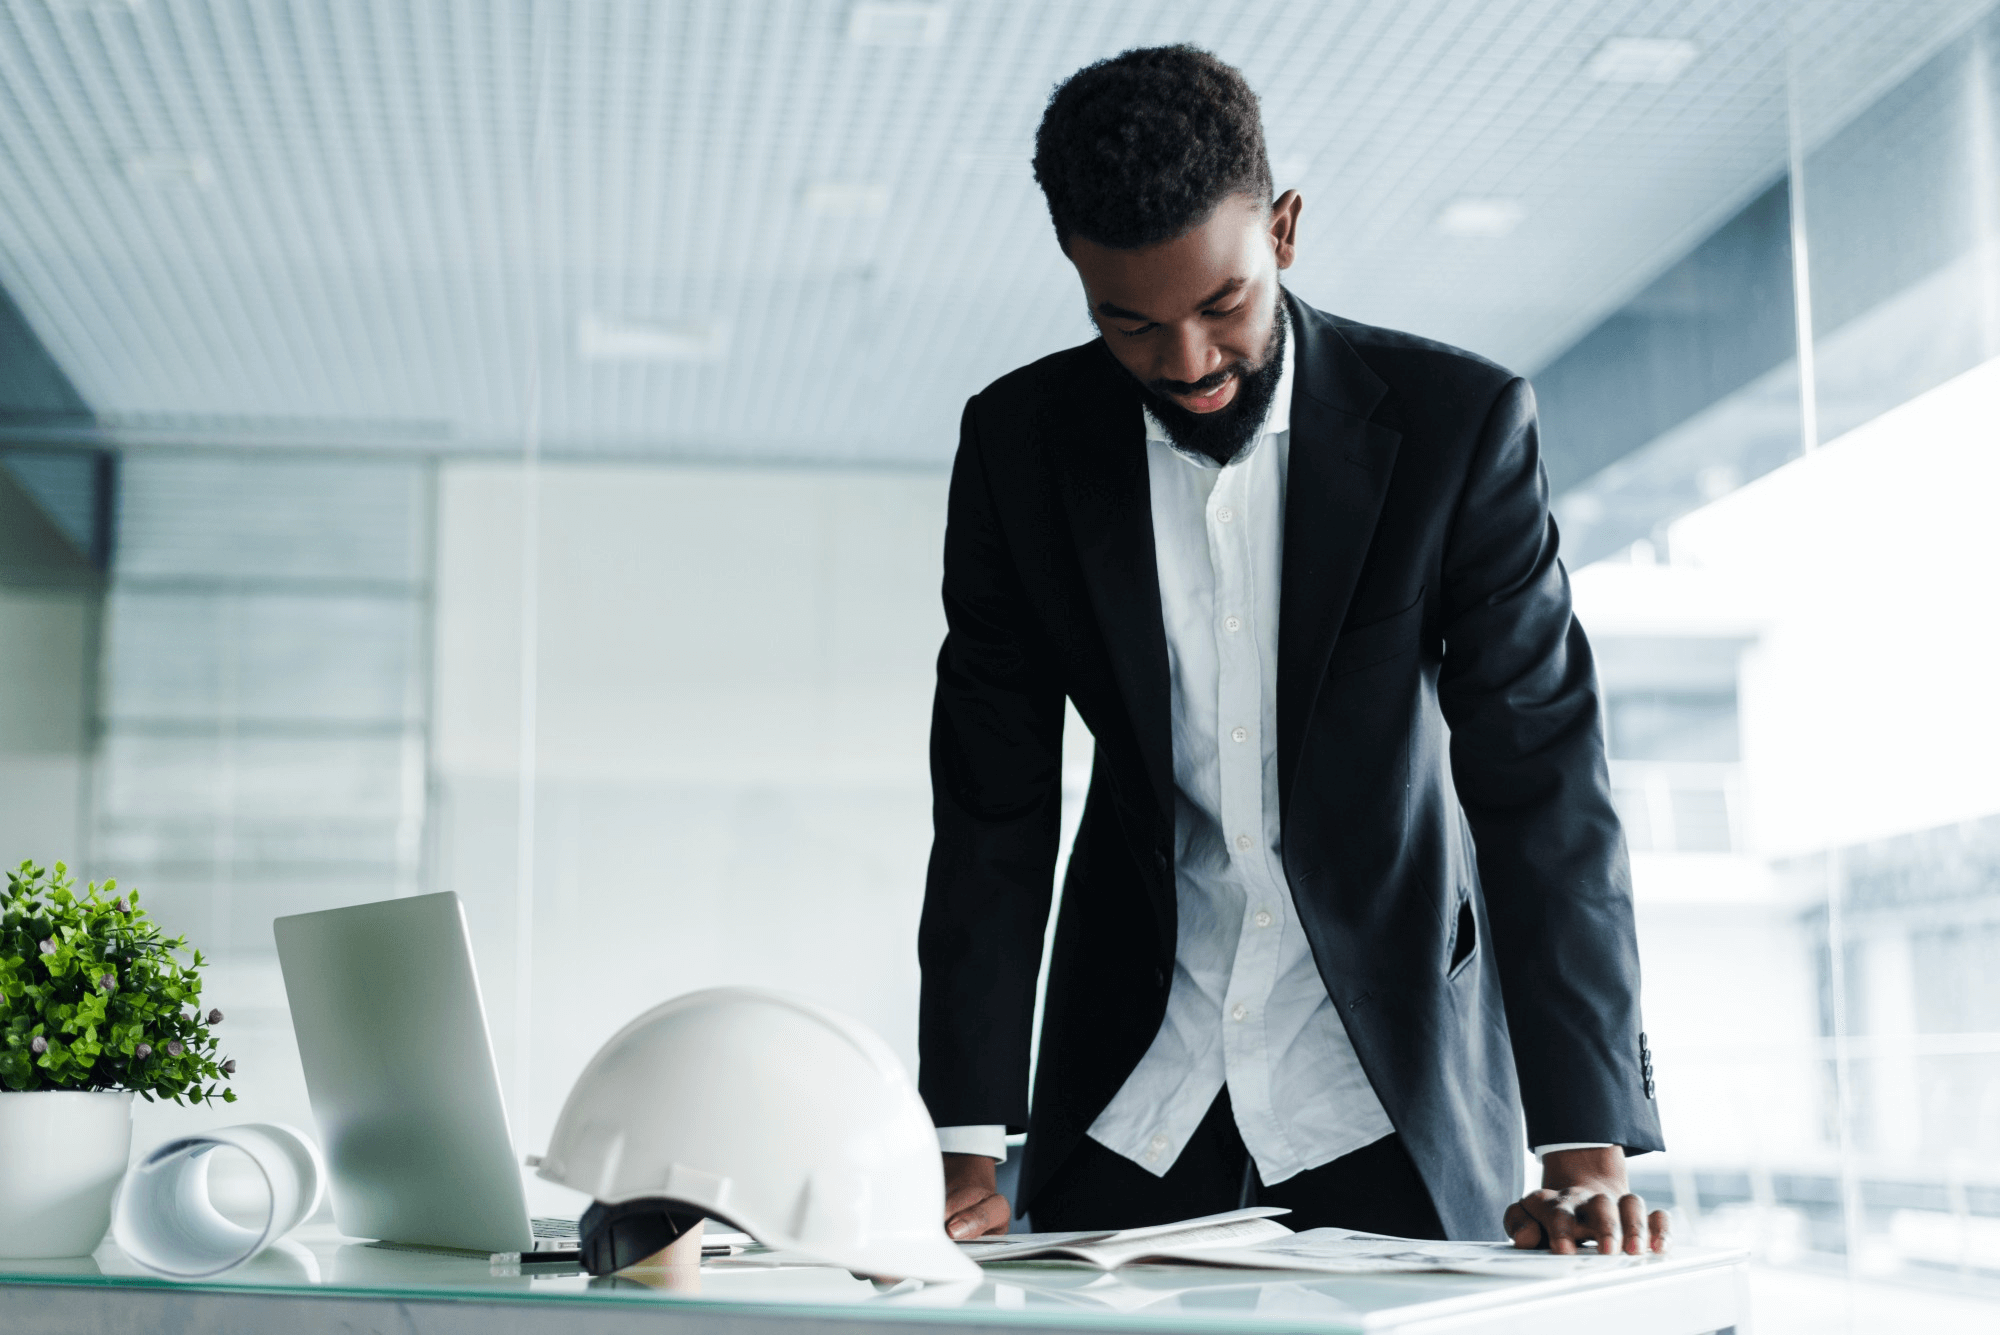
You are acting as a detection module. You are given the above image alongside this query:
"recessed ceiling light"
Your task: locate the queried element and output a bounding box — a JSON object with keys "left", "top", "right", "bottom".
{"left": 1586, "top": 37, "right": 1699, "bottom": 84}
{"left": 1434, "top": 197, "right": 1525, "bottom": 238}
{"left": 577, "top": 316, "right": 728, "bottom": 365}
{"left": 847, "top": 3, "right": 948, "bottom": 48}
{"left": 122, "top": 152, "right": 213, "bottom": 188}
{"left": 803, "top": 181, "right": 890, "bottom": 218}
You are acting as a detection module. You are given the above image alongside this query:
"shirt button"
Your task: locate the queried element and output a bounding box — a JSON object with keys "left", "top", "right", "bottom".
{"left": 1216, "top": 506, "right": 1235, "bottom": 523}
{"left": 1231, "top": 726, "right": 1248, "bottom": 743}
{"left": 1224, "top": 615, "right": 1242, "bottom": 633}
{"left": 1231, "top": 1004, "right": 1248, "bottom": 1022}
{"left": 1234, "top": 834, "right": 1252, "bottom": 852}
{"left": 1150, "top": 1134, "right": 1169, "bottom": 1151}
{"left": 1254, "top": 910, "right": 1272, "bottom": 928}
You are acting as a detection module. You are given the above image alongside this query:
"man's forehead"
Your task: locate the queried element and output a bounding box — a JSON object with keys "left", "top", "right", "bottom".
{"left": 1094, "top": 276, "right": 1249, "bottom": 324}
{"left": 1074, "top": 198, "right": 1272, "bottom": 317}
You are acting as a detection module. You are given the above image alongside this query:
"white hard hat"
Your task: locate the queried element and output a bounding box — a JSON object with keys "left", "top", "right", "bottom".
{"left": 535, "top": 986, "right": 978, "bottom": 1283}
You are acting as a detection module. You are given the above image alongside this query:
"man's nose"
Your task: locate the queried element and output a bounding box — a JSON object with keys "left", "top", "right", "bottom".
{"left": 1156, "top": 323, "right": 1222, "bottom": 387}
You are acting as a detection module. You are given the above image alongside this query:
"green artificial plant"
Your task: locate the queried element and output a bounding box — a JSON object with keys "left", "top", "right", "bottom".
{"left": 0, "top": 860, "right": 235, "bottom": 1103}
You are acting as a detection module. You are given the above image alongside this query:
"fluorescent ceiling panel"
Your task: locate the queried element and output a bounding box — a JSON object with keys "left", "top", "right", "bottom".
{"left": 848, "top": 2, "right": 951, "bottom": 48}
{"left": 1435, "top": 198, "right": 1527, "bottom": 238}
{"left": 578, "top": 316, "right": 730, "bottom": 364}
{"left": 1586, "top": 36, "right": 1702, "bottom": 83}
{"left": 803, "top": 182, "right": 892, "bottom": 218}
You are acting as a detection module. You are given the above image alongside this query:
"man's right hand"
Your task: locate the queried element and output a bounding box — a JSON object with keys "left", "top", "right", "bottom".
{"left": 943, "top": 1153, "right": 1012, "bottom": 1239}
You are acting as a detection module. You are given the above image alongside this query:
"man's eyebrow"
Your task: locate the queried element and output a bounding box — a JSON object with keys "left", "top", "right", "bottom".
{"left": 1197, "top": 277, "right": 1248, "bottom": 307}
{"left": 1095, "top": 277, "right": 1249, "bottom": 323}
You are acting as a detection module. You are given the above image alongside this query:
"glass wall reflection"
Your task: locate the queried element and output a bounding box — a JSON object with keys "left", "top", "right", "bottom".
{"left": 1553, "top": 5, "right": 2000, "bottom": 1321}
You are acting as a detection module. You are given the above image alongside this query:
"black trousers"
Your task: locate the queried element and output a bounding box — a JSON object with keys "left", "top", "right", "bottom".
{"left": 1030, "top": 1089, "right": 1446, "bottom": 1238}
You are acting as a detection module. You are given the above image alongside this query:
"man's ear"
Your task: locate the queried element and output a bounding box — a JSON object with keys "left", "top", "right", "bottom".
{"left": 1270, "top": 190, "right": 1303, "bottom": 271}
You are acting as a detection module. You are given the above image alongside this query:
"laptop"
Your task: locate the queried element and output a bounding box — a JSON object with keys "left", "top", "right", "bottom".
{"left": 274, "top": 892, "right": 581, "bottom": 1261}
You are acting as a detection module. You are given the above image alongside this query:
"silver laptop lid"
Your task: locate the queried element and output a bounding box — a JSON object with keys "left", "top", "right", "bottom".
{"left": 275, "top": 892, "right": 532, "bottom": 1253}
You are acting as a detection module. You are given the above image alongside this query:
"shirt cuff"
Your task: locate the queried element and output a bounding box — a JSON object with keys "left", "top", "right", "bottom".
{"left": 1534, "top": 1142, "right": 1615, "bottom": 1158}
{"left": 935, "top": 1125, "right": 1008, "bottom": 1163}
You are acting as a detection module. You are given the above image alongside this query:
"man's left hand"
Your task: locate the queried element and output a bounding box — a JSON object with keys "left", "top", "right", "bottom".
{"left": 1503, "top": 1147, "right": 1669, "bottom": 1254}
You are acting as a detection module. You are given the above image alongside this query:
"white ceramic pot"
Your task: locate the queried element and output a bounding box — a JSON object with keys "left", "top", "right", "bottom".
{"left": 0, "top": 1090, "right": 134, "bottom": 1259}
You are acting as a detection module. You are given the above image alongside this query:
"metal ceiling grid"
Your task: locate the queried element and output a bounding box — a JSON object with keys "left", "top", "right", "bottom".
{"left": 0, "top": 0, "right": 1991, "bottom": 465}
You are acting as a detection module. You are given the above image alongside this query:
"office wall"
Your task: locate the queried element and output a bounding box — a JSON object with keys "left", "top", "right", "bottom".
{"left": 0, "top": 587, "right": 95, "bottom": 874}
{"left": 430, "top": 461, "right": 955, "bottom": 1197}
{"left": 0, "top": 459, "right": 100, "bottom": 872}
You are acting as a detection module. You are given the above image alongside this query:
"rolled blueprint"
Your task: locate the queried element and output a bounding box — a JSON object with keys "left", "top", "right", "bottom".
{"left": 111, "top": 1122, "right": 325, "bottom": 1278}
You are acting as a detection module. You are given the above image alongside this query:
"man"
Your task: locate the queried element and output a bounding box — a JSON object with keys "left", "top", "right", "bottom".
{"left": 917, "top": 46, "right": 1666, "bottom": 1252}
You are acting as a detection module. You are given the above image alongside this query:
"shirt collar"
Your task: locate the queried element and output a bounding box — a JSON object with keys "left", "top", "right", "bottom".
{"left": 1142, "top": 304, "right": 1295, "bottom": 462}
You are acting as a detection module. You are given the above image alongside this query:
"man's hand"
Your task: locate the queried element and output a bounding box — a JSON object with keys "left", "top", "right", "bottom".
{"left": 942, "top": 1153, "right": 1012, "bottom": 1240}
{"left": 1504, "top": 1147, "right": 1669, "bottom": 1255}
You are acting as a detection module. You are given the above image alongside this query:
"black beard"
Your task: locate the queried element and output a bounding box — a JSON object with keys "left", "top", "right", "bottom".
{"left": 1133, "top": 300, "right": 1289, "bottom": 466}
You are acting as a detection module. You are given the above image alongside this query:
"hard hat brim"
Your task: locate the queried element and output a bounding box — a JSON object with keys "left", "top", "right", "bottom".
{"left": 825, "top": 1233, "right": 982, "bottom": 1284}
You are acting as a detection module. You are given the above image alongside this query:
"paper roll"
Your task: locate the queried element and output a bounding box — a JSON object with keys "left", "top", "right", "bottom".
{"left": 111, "top": 1123, "right": 325, "bottom": 1278}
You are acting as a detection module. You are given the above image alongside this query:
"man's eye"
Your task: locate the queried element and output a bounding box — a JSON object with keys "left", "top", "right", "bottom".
{"left": 1116, "top": 324, "right": 1157, "bottom": 337}
{"left": 1203, "top": 304, "right": 1245, "bottom": 319}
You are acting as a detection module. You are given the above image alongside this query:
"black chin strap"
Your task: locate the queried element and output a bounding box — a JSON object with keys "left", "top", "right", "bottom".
{"left": 577, "top": 1198, "right": 710, "bottom": 1275}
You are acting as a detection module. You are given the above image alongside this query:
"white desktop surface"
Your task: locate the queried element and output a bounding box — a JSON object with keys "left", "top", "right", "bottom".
{"left": 0, "top": 1223, "right": 1748, "bottom": 1335}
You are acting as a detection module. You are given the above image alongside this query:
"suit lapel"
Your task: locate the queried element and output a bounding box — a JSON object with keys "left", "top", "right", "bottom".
{"left": 1277, "top": 300, "right": 1403, "bottom": 819}
{"left": 1057, "top": 346, "right": 1176, "bottom": 823}
{"left": 1053, "top": 308, "right": 1401, "bottom": 857}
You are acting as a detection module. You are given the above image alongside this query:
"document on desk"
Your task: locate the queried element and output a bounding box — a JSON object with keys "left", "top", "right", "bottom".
{"left": 958, "top": 1208, "right": 1295, "bottom": 1270}
{"left": 1192, "top": 1226, "right": 1626, "bottom": 1276}
{"left": 965, "top": 1216, "right": 1626, "bottom": 1277}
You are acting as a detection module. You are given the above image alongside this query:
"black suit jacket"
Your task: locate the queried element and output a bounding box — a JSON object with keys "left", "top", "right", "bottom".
{"left": 917, "top": 294, "right": 1664, "bottom": 1240}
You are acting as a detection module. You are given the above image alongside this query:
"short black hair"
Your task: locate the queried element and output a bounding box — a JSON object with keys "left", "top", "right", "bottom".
{"left": 1032, "top": 45, "right": 1272, "bottom": 252}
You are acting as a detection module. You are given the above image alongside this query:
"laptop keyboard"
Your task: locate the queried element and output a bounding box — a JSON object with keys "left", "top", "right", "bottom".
{"left": 529, "top": 1217, "right": 581, "bottom": 1248}
{"left": 520, "top": 1215, "right": 754, "bottom": 1258}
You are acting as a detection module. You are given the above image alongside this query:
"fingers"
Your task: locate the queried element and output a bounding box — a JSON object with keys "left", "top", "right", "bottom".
{"left": 966, "top": 1191, "right": 1012, "bottom": 1239}
{"left": 1618, "top": 1193, "right": 1646, "bottom": 1255}
{"left": 1511, "top": 1189, "right": 1666, "bottom": 1255}
{"left": 941, "top": 1153, "right": 1008, "bottom": 1239}
{"left": 1515, "top": 1189, "right": 1582, "bottom": 1254}
{"left": 943, "top": 1180, "right": 990, "bottom": 1218}
{"left": 945, "top": 1190, "right": 1012, "bottom": 1240}
{"left": 942, "top": 1159, "right": 999, "bottom": 1221}
{"left": 1576, "top": 1192, "right": 1620, "bottom": 1254}
{"left": 1608, "top": 1194, "right": 1672, "bottom": 1255}
{"left": 1504, "top": 1198, "right": 1546, "bottom": 1250}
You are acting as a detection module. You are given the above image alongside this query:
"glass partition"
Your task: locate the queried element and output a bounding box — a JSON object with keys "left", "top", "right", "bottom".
{"left": 1561, "top": 5, "right": 2000, "bottom": 1328}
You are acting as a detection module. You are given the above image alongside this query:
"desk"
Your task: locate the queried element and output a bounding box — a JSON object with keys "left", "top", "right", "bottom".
{"left": 0, "top": 1226, "right": 1747, "bottom": 1335}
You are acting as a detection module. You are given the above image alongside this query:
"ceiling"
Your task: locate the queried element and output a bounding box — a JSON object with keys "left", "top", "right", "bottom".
{"left": 0, "top": 0, "right": 1991, "bottom": 465}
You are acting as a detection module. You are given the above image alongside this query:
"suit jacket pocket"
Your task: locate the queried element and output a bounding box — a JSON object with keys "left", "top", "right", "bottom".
{"left": 1325, "top": 588, "right": 1424, "bottom": 679}
{"left": 1447, "top": 893, "right": 1478, "bottom": 979}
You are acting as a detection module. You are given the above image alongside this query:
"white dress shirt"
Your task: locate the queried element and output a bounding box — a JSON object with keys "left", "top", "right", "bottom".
{"left": 935, "top": 317, "right": 1606, "bottom": 1174}
{"left": 1087, "top": 320, "right": 1398, "bottom": 1183}
{"left": 940, "top": 319, "right": 1389, "bottom": 1181}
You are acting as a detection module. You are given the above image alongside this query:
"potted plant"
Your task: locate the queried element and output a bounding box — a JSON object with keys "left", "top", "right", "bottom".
{"left": 0, "top": 861, "right": 235, "bottom": 1259}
